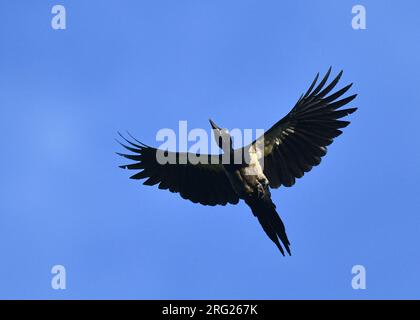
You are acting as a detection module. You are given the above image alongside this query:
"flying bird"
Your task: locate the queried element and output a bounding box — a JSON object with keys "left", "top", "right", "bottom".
{"left": 117, "top": 68, "right": 357, "bottom": 255}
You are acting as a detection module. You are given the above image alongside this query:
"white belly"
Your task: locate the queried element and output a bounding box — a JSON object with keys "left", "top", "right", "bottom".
{"left": 225, "top": 149, "right": 268, "bottom": 198}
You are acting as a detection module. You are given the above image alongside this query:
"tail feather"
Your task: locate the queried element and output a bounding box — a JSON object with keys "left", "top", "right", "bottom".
{"left": 246, "top": 197, "right": 291, "bottom": 256}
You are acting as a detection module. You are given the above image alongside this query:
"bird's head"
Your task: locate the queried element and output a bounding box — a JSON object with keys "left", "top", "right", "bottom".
{"left": 209, "top": 119, "right": 233, "bottom": 152}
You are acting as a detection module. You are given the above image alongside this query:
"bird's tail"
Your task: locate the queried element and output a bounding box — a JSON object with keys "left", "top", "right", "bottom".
{"left": 245, "top": 196, "right": 291, "bottom": 256}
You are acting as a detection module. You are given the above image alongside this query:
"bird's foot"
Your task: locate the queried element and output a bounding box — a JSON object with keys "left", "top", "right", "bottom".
{"left": 256, "top": 183, "right": 265, "bottom": 199}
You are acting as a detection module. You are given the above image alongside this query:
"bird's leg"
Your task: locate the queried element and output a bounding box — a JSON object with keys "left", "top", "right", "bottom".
{"left": 256, "top": 183, "right": 263, "bottom": 199}
{"left": 256, "top": 179, "right": 270, "bottom": 199}
{"left": 255, "top": 181, "right": 267, "bottom": 199}
{"left": 261, "top": 179, "right": 269, "bottom": 189}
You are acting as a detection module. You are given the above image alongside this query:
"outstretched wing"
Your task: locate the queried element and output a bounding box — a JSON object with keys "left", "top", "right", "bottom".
{"left": 250, "top": 67, "right": 357, "bottom": 188}
{"left": 117, "top": 134, "right": 240, "bottom": 206}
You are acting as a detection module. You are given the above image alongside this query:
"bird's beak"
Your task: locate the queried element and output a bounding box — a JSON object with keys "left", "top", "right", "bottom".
{"left": 209, "top": 119, "right": 221, "bottom": 130}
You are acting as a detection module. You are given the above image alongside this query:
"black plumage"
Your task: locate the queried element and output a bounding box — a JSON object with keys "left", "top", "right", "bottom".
{"left": 118, "top": 68, "right": 357, "bottom": 255}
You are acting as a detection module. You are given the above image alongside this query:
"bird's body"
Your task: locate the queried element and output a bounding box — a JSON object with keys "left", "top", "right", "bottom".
{"left": 118, "top": 68, "right": 357, "bottom": 255}
{"left": 219, "top": 148, "right": 290, "bottom": 254}
{"left": 223, "top": 150, "right": 268, "bottom": 199}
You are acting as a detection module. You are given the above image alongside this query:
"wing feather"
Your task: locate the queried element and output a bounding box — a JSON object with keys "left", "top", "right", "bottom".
{"left": 247, "top": 68, "right": 357, "bottom": 189}
{"left": 118, "top": 134, "right": 239, "bottom": 206}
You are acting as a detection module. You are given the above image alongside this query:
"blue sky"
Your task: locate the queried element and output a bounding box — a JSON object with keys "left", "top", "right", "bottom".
{"left": 0, "top": 0, "right": 419, "bottom": 299}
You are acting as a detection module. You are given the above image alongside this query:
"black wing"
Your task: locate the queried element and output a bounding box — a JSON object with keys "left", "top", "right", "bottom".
{"left": 249, "top": 67, "right": 357, "bottom": 188}
{"left": 117, "top": 134, "right": 240, "bottom": 206}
